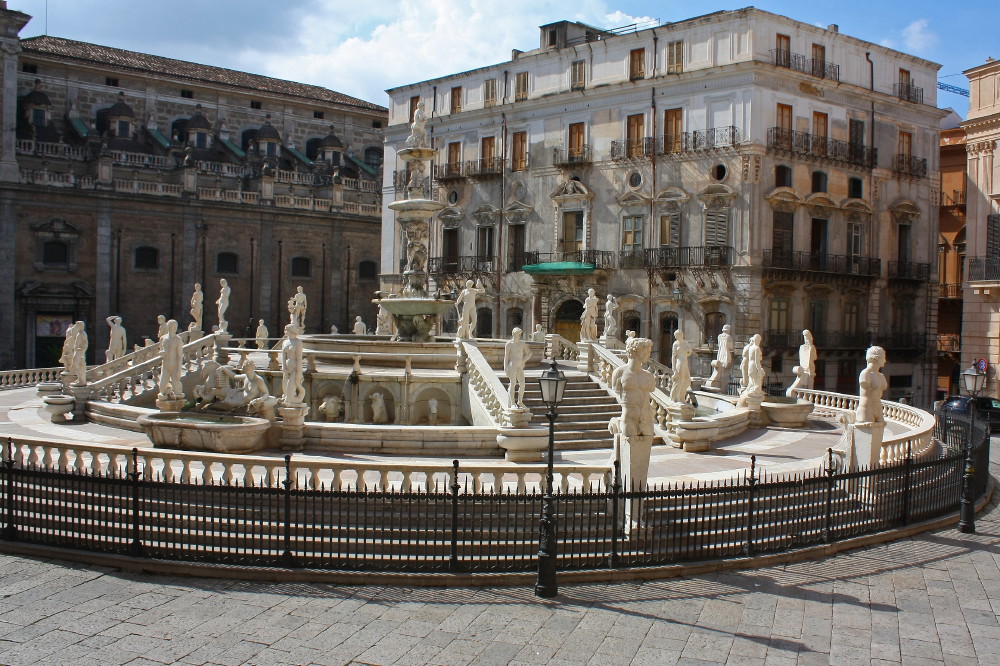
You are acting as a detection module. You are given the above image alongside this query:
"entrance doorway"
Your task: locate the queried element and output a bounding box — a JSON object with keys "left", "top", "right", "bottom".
{"left": 659, "top": 312, "right": 679, "bottom": 362}
{"left": 554, "top": 299, "right": 583, "bottom": 341}
{"left": 34, "top": 314, "right": 73, "bottom": 368}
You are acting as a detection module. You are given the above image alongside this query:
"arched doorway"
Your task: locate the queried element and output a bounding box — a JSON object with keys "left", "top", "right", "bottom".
{"left": 659, "top": 312, "right": 679, "bottom": 362}
{"left": 476, "top": 307, "right": 493, "bottom": 338}
{"left": 554, "top": 299, "right": 583, "bottom": 342}
{"left": 622, "top": 309, "right": 642, "bottom": 338}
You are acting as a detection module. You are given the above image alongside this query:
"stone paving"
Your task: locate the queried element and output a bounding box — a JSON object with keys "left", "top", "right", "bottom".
{"left": 0, "top": 440, "right": 995, "bottom": 665}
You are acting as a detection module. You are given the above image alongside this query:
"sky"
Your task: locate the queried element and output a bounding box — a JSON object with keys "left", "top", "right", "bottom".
{"left": 11, "top": 0, "right": 998, "bottom": 117}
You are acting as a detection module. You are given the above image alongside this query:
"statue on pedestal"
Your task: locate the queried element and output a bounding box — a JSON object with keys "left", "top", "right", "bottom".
{"left": 456, "top": 279, "right": 485, "bottom": 339}
{"left": 669, "top": 329, "right": 693, "bottom": 404}
{"left": 856, "top": 346, "right": 888, "bottom": 423}
{"left": 787, "top": 329, "right": 818, "bottom": 397}
{"left": 580, "top": 288, "right": 599, "bottom": 342}
{"left": 737, "top": 334, "right": 765, "bottom": 407}
{"left": 216, "top": 278, "right": 231, "bottom": 333}
{"left": 603, "top": 294, "right": 619, "bottom": 340}
{"left": 504, "top": 327, "right": 530, "bottom": 408}
{"left": 105, "top": 316, "right": 127, "bottom": 362}
{"left": 405, "top": 101, "right": 428, "bottom": 148}
{"left": 610, "top": 336, "right": 657, "bottom": 489}
{"left": 70, "top": 321, "right": 88, "bottom": 386}
{"left": 353, "top": 316, "right": 367, "bottom": 335}
{"left": 59, "top": 322, "right": 78, "bottom": 377}
{"left": 704, "top": 324, "right": 734, "bottom": 391}
{"left": 157, "top": 319, "right": 184, "bottom": 401}
{"left": 156, "top": 315, "right": 168, "bottom": 340}
{"left": 291, "top": 286, "right": 307, "bottom": 331}
{"left": 189, "top": 283, "right": 204, "bottom": 332}
{"left": 532, "top": 324, "right": 546, "bottom": 342}
{"left": 370, "top": 391, "right": 389, "bottom": 423}
{"left": 280, "top": 323, "right": 305, "bottom": 406}
{"left": 255, "top": 320, "right": 269, "bottom": 349}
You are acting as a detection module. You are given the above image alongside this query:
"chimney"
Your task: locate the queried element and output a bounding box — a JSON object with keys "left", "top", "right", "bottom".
{"left": 827, "top": 24, "right": 839, "bottom": 33}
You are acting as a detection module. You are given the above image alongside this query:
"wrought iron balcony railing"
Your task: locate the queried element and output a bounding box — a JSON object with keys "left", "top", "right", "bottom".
{"left": 518, "top": 250, "right": 617, "bottom": 270}
{"left": 888, "top": 261, "right": 931, "bottom": 281}
{"left": 874, "top": 332, "right": 928, "bottom": 351}
{"left": 893, "top": 82, "right": 924, "bottom": 104}
{"left": 892, "top": 154, "right": 928, "bottom": 179}
{"left": 552, "top": 145, "right": 593, "bottom": 167}
{"left": 644, "top": 245, "right": 735, "bottom": 269}
{"left": 937, "top": 334, "right": 961, "bottom": 353}
{"left": 766, "top": 127, "right": 876, "bottom": 168}
{"left": 610, "top": 138, "right": 654, "bottom": 161}
{"left": 770, "top": 49, "right": 840, "bottom": 81}
{"left": 938, "top": 283, "right": 962, "bottom": 298}
{"left": 943, "top": 190, "right": 966, "bottom": 206}
{"left": 465, "top": 157, "right": 504, "bottom": 178}
{"left": 433, "top": 162, "right": 465, "bottom": 181}
{"left": 427, "top": 255, "right": 496, "bottom": 274}
{"left": 766, "top": 329, "right": 872, "bottom": 349}
{"left": 762, "top": 250, "right": 881, "bottom": 278}
{"left": 968, "top": 257, "right": 1000, "bottom": 282}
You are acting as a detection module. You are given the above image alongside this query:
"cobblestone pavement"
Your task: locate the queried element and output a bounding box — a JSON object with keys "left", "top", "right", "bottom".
{"left": 0, "top": 442, "right": 997, "bottom": 666}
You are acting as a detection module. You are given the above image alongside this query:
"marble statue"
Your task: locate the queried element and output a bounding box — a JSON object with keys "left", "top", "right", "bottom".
{"left": 370, "top": 392, "right": 388, "bottom": 424}
{"left": 856, "top": 346, "right": 888, "bottom": 423}
{"left": 157, "top": 319, "right": 184, "bottom": 401}
{"left": 610, "top": 336, "right": 657, "bottom": 489}
{"left": 189, "top": 283, "right": 203, "bottom": 332}
{"left": 353, "top": 316, "right": 367, "bottom": 335}
{"left": 603, "top": 294, "right": 619, "bottom": 339}
{"left": 669, "top": 329, "right": 693, "bottom": 404}
{"left": 255, "top": 320, "right": 269, "bottom": 349}
{"left": 70, "top": 321, "right": 88, "bottom": 385}
{"left": 580, "top": 288, "right": 599, "bottom": 342}
{"left": 405, "top": 100, "right": 428, "bottom": 148}
{"left": 280, "top": 323, "right": 305, "bottom": 405}
{"left": 625, "top": 330, "right": 636, "bottom": 340}
{"left": 319, "top": 395, "right": 342, "bottom": 422}
{"left": 243, "top": 361, "right": 278, "bottom": 421}
{"left": 532, "top": 324, "right": 546, "bottom": 343}
{"left": 786, "top": 329, "right": 818, "bottom": 397}
{"left": 194, "top": 360, "right": 277, "bottom": 420}
{"left": 105, "top": 316, "right": 127, "bottom": 362}
{"left": 427, "top": 398, "right": 439, "bottom": 425}
{"left": 291, "top": 286, "right": 307, "bottom": 330}
{"left": 704, "top": 324, "right": 734, "bottom": 391}
{"left": 504, "top": 327, "right": 531, "bottom": 409}
{"left": 216, "top": 278, "right": 230, "bottom": 333}
{"left": 330, "top": 324, "right": 338, "bottom": 334}
{"left": 156, "top": 315, "right": 168, "bottom": 340}
{"left": 456, "top": 279, "right": 485, "bottom": 339}
{"left": 737, "top": 334, "right": 765, "bottom": 407}
{"left": 375, "top": 304, "right": 392, "bottom": 336}
{"left": 59, "top": 322, "right": 78, "bottom": 376}
{"left": 739, "top": 339, "right": 752, "bottom": 390}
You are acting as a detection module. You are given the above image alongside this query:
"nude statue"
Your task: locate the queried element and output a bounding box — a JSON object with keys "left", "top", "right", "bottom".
{"left": 156, "top": 315, "right": 168, "bottom": 340}
{"left": 189, "top": 283, "right": 204, "bottom": 332}
{"left": 255, "top": 319, "right": 269, "bottom": 349}
{"left": 610, "top": 337, "right": 657, "bottom": 489}
{"left": 532, "top": 324, "right": 546, "bottom": 343}
{"left": 59, "top": 322, "right": 77, "bottom": 376}
{"left": 504, "top": 327, "right": 531, "bottom": 409}
{"left": 704, "top": 324, "right": 734, "bottom": 391}
{"left": 604, "top": 294, "right": 619, "bottom": 339}
{"left": 370, "top": 391, "right": 389, "bottom": 424}
{"left": 787, "top": 329, "right": 818, "bottom": 397}
{"left": 669, "top": 329, "right": 693, "bottom": 404}
{"left": 216, "top": 278, "right": 230, "bottom": 333}
{"left": 406, "top": 100, "right": 428, "bottom": 148}
{"left": 157, "top": 319, "right": 184, "bottom": 401}
{"left": 243, "top": 361, "right": 277, "bottom": 421}
{"left": 737, "top": 334, "right": 765, "bottom": 407}
{"left": 739, "top": 338, "right": 752, "bottom": 390}
{"left": 353, "top": 316, "right": 367, "bottom": 335}
{"left": 105, "top": 316, "right": 127, "bottom": 362}
{"left": 456, "top": 279, "right": 485, "bottom": 339}
{"left": 580, "top": 288, "right": 599, "bottom": 342}
{"left": 856, "top": 346, "right": 888, "bottom": 424}
{"left": 70, "top": 321, "right": 88, "bottom": 385}
{"left": 280, "top": 323, "right": 305, "bottom": 405}
{"left": 291, "top": 286, "right": 307, "bottom": 330}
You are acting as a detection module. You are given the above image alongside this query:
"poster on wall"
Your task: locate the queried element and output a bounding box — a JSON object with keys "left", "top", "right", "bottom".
{"left": 35, "top": 315, "right": 73, "bottom": 338}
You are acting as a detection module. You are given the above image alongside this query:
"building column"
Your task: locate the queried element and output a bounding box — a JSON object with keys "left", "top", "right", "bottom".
{"left": 0, "top": 190, "right": 15, "bottom": 368}
{"left": 0, "top": 5, "right": 29, "bottom": 183}
{"left": 95, "top": 200, "right": 112, "bottom": 334}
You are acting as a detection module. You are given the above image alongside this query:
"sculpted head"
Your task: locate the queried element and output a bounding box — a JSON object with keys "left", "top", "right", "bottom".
{"left": 625, "top": 336, "right": 653, "bottom": 363}
{"left": 588, "top": 288, "right": 596, "bottom": 297}
{"left": 466, "top": 280, "right": 475, "bottom": 288}
{"left": 242, "top": 360, "right": 256, "bottom": 375}
{"left": 296, "top": 286, "right": 303, "bottom": 294}
{"left": 194, "top": 282, "right": 201, "bottom": 291}
{"left": 284, "top": 323, "right": 298, "bottom": 337}
{"left": 220, "top": 278, "right": 228, "bottom": 287}
{"left": 803, "top": 329, "right": 813, "bottom": 343}
{"left": 866, "top": 345, "right": 886, "bottom": 368}
{"left": 258, "top": 319, "right": 265, "bottom": 326}
{"left": 674, "top": 329, "right": 685, "bottom": 341}
{"left": 157, "top": 315, "right": 165, "bottom": 324}
{"left": 752, "top": 333, "right": 762, "bottom": 346}
{"left": 722, "top": 324, "right": 731, "bottom": 333}
{"left": 166, "top": 319, "right": 178, "bottom": 335}
{"left": 511, "top": 327, "right": 522, "bottom": 340}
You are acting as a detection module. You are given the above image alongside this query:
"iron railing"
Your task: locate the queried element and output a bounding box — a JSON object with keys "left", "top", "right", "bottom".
{"left": 644, "top": 246, "right": 735, "bottom": 269}
{"left": 610, "top": 138, "right": 653, "bottom": 161}
{"left": 465, "top": 157, "right": 504, "bottom": 178}
{"left": 888, "top": 261, "right": 932, "bottom": 281}
{"left": 0, "top": 443, "right": 971, "bottom": 573}
{"left": 938, "top": 283, "right": 962, "bottom": 298}
{"left": 943, "top": 190, "right": 966, "bottom": 206}
{"left": 766, "top": 127, "right": 877, "bottom": 168}
{"left": 936, "top": 334, "right": 960, "bottom": 353}
{"left": 692, "top": 126, "right": 740, "bottom": 150}
{"left": 770, "top": 49, "right": 840, "bottom": 81}
{"left": 427, "top": 255, "right": 496, "bottom": 274}
{"left": 874, "top": 332, "right": 928, "bottom": 350}
{"left": 433, "top": 162, "right": 465, "bottom": 181}
{"left": 762, "top": 250, "right": 881, "bottom": 277}
{"left": 519, "top": 250, "right": 617, "bottom": 270}
{"left": 810, "top": 330, "right": 874, "bottom": 349}
{"left": 968, "top": 257, "right": 1000, "bottom": 282}
{"left": 892, "top": 154, "right": 928, "bottom": 179}
{"left": 552, "top": 146, "right": 593, "bottom": 167}
{"left": 894, "top": 82, "right": 924, "bottom": 104}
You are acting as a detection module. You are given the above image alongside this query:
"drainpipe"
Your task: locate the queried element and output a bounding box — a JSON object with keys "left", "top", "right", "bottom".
{"left": 865, "top": 51, "right": 878, "bottom": 335}
{"left": 650, "top": 87, "right": 657, "bottom": 338}
{"left": 652, "top": 29, "right": 659, "bottom": 77}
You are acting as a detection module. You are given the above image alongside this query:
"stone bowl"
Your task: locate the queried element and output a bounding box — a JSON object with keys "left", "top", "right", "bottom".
{"left": 137, "top": 412, "right": 272, "bottom": 454}
{"left": 42, "top": 394, "right": 75, "bottom": 423}
{"left": 761, "top": 396, "right": 815, "bottom": 427}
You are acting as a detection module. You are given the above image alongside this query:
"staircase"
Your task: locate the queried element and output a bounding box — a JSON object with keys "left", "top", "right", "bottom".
{"left": 519, "top": 363, "right": 620, "bottom": 450}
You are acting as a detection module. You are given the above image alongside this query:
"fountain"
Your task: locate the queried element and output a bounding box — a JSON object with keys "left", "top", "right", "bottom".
{"left": 374, "top": 101, "right": 455, "bottom": 342}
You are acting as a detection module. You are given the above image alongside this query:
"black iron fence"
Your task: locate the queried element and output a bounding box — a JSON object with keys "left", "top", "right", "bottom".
{"left": 888, "top": 261, "right": 932, "bottom": 281}
{"left": 520, "top": 250, "right": 617, "bottom": 270}
{"left": 762, "top": 249, "right": 881, "bottom": 277}
{"left": 766, "top": 127, "right": 876, "bottom": 168}
{"left": 645, "top": 245, "right": 735, "bottom": 269}
{"left": 892, "top": 154, "right": 928, "bottom": 179}
{"left": 968, "top": 257, "right": 1000, "bottom": 282}
{"left": 770, "top": 49, "right": 840, "bottom": 81}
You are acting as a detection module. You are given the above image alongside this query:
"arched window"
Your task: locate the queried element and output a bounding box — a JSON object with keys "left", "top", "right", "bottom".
{"left": 305, "top": 138, "right": 322, "bottom": 161}
{"left": 358, "top": 260, "right": 377, "bottom": 280}
{"left": 364, "top": 147, "right": 382, "bottom": 166}
{"left": 775, "top": 164, "right": 792, "bottom": 188}
{"left": 705, "top": 311, "right": 726, "bottom": 345}
{"left": 811, "top": 171, "right": 828, "bottom": 193}
{"left": 241, "top": 128, "right": 258, "bottom": 153}
{"left": 216, "top": 251, "right": 239, "bottom": 274}
{"left": 134, "top": 246, "right": 159, "bottom": 270}
{"left": 476, "top": 307, "right": 493, "bottom": 338}
{"left": 291, "top": 256, "right": 311, "bottom": 278}
{"left": 171, "top": 119, "right": 188, "bottom": 145}
{"left": 505, "top": 307, "right": 523, "bottom": 336}
{"left": 622, "top": 310, "right": 642, "bottom": 337}
{"left": 42, "top": 240, "right": 68, "bottom": 265}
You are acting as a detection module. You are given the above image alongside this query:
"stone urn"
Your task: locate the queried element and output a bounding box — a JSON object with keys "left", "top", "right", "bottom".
{"left": 36, "top": 381, "right": 63, "bottom": 397}
{"left": 42, "top": 394, "right": 75, "bottom": 423}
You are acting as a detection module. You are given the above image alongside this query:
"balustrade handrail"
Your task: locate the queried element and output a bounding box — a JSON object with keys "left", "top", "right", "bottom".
{"left": 87, "top": 342, "right": 163, "bottom": 381}
{"left": 544, "top": 334, "right": 581, "bottom": 362}
{"left": 459, "top": 340, "right": 510, "bottom": 427}
{"left": 0, "top": 367, "right": 63, "bottom": 389}
{"left": 89, "top": 333, "right": 217, "bottom": 401}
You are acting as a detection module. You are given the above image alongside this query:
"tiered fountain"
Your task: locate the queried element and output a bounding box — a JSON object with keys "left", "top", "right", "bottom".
{"left": 375, "top": 102, "right": 455, "bottom": 342}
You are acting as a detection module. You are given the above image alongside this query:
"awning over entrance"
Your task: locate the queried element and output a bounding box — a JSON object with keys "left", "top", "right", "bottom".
{"left": 523, "top": 261, "right": 596, "bottom": 275}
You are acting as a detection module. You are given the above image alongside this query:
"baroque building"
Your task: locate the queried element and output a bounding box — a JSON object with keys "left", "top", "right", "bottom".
{"left": 0, "top": 2, "right": 386, "bottom": 369}
{"left": 381, "top": 7, "right": 945, "bottom": 405}
{"left": 935, "top": 111, "right": 965, "bottom": 400}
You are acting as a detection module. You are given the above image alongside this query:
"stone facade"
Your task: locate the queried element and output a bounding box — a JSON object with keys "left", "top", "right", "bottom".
{"left": 0, "top": 3, "right": 387, "bottom": 369}
{"left": 936, "top": 118, "right": 966, "bottom": 399}
{"left": 381, "top": 8, "right": 944, "bottom": 405}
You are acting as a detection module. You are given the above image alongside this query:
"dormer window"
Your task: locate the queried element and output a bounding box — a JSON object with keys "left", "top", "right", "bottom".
{"left": 265, "top": 142, "right": 277, "bottom": 157}
{"left": 117, "top": 120, "right": 130, "bottom": 138}
{"left": 195, "top": 132, "right": 207, "bottom": 149}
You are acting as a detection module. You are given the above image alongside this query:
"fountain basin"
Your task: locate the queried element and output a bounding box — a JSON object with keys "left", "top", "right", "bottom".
{"left": 138, "top": 412, "right": 273, "bottom": 453}
{"left": 42, "top": 394, "right": 75, "bottom": 423}
{"left": 761, "top": 396, "right": 814, "bottom": 427}
{"left": 375, "top": 297, "right": 457, "bottom": 342}
{"left": 663, "top": 392, "right": 752, "bottom": 452}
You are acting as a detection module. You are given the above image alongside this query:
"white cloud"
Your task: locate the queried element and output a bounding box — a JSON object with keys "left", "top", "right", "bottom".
{"left": 901, "top": 19, "right": 938, "bottom": 53}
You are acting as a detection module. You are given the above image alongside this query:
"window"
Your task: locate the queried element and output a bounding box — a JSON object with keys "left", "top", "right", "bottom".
{"left": 515, "top": 72, "right": 528, "bottom": 101}
{"left": 775, "top": 34, "right": 791, "bottom": 67}
{"left": 372, "top": 120, "right": 381, "bottom": 128}
{"left": 250, "top": 100, "right": 262, "bottom": 110}
{"left": 811, "top": 171, "right": 827, "bottom": 193}
{"left": 181, "top": 89, "right": 194, "bottom": 99}
{"left": 660, "top": 213, "right": 680, "bottom": 246}
{"left": 844, "top": 302, "right": 860, "bottom": 334}
{"left": 480, "top": 136, "right": 495, "bottom": 161}
{"left": 511, "top": 131, "right": 527, "bottom": 171}
{"left": 358, "top": 260, "right": 377, "bottom": 280}
{"left": 623, "top": 310, "right": 642, "bottom": 336}
{"left": 811, "top": 44, "right": 826, "bottom": 77}
{"left": 477, "top": 225, "right": 495, "bottom": 259}
{"left": 898, "top": 130, "right": 912, "bottom": 156}
{"left": 622, "top": 216, "right": 643, "bottom": 254}
{"left": 450, "top": 86, "right": 462, "bottom": 114}
{"left": 705, "top": 209, "right": 729, "bottom": 247}
{"left": 571, "top": 60, "right": 586, "bottom": 90}
{"left": 42, "top": 241, "right": 68, "bottom": 265}
{"left": 562, "top": 211, "right": 584, "bottom": 252}
{"left": 22, "top": 63, "right": 37, "bottom": 74}
{"left": 484, "top": 79, "right": 497, "bottom": 107}
{"left": 216, "top": 252, "right": 239, "bottom": 274}
{"left": 313, "top": 111, "right": 324, "bottom": 120}
{"left": 808, "top": 300, "right": 825, "bottom": 333}
{"left": 898, "top": 224, "right": 911, "bottom": 264}
{"left": 663, "top": 108, "right": 683, "bottom": 152}
{"left": 812, "top": 112, "right": 828, "bottom": 154}
{"left": 364, "top": 147, "right": 382, "bottom": 166}
{"left": 847, "top": 222, "right": 863, "bottom": 265}
{"left": 772, "top": 211, "right": 794, "bottom": 258}
{"left": 898, "top": 68, "right": 911, "bottom": 87}
{"left": 777, "top": 103, "right": 793, "bottom": 131}
{"left": 476, "top": 307, "right": 493, "bottom": 338}
{"left": 105, "top": 77, "right": 119, "bottom": 87}
{"left": 629, "top": 48, "right": 645, "bottom": 80}
{"left": 116, "top": 120, "right": 130, "bottom": 138}
{"left": 568, "top": 122, "right": 585, "bottom": 157}
{"left": 134, "top": 246, "right": 159, "bottom": 270}
{"left": 775, "top": 165, "right": 792, "bottom": 188}
{"left": 626, "top": 113, "right": 644, "bottom": 157}
{"left": 506, "top": 308, "right": 523, "bottom": 336}
{"left": 408, "top": 96, "right": 420, "bottom": 122}
{"left": 667, "top": 40, "right": 683, "bottom": 74}
{"left": 31, "top": 108, "right": 45, "bottom": 127}
{"left": 446, "top": 142, "right": 461, "bottom": 170}
{"left": 291, "top": 257, "right": 312, "bottom": 278}
{"left": 510, "top": 224, "right": 526, "bottom": 269}
{"left": 988, "top": 214, "right": 1000, "bottom": 258}
{"left": 265, "top": 142, "right": 277, "bottom": 157}
{"left": 848, "top": 177, "right": 863, "bottom": 199}
{"left": 195, "top": 132, "right": 207, "bottom": 149}
{"left": 771, "top": 356, "right": 783, "bottom": 374}
{"left": 548, "top": 29, "right": 558, "bottom": 47}
{"left": 705, "top": 312, "right": 725, "bottom": 345}
{"left": 769, "top": 298, "right": 790, "bottom": 333}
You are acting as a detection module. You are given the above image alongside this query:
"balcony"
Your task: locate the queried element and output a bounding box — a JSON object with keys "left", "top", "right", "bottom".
{"left": 875, "top": 332, "right": 928, "bottom": 352}
{"left": 943, "top": 190, "right": 966, "bottom": 206}
{"left": 770, "top": 49, "right": 840, "bottom": 82}
{"left": 428, "top": 255, "right": 496, "bottom": 275}
{"left": 766, "top": 329, "right": 871, "bottom": 350}
{"left": 888, "top": 261, "right": 931, "bottom": 281}
{"left": 610, "top": 138, "right": 654, "bottom": 161}
{"left": 937, "top": 334, "right": 961, "bottom": 353}
{"left": 517, "top": 250, "right": 616, "bottom": 273}
{"left": 893, "top": 82, "right": 924, "bottom": 104}
{"left": 892, "top": 154, "right": 928, "bottom": 179}
{"left": 766, "top": 127, "right": 876, "bottom": 169}
{"left": 762, "top": 250, "right": 881, "bottom": 279}
{"left": 552, "top": 146, "right": 593, "bottom": 168}
{"left": 433, "top": 162, "right": 465, "bottom": 182}
{"left": 968, "top": 257, "right": 1000, "bottom": 283}
{"left": 938, "top": 283, "right": 962, "bottom": 299}
{"left": 465, "top": 157, "right": 504, "bottom": 179}
{"left": 644, "top": 246, "right": 735, "bottom": 269}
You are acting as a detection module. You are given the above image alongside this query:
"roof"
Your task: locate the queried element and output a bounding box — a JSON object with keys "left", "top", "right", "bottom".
{"left": 20, "top": 35, "right": 387, "bottom": 113}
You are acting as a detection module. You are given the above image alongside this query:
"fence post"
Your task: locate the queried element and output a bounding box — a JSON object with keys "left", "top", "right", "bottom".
{"left": 281, "top": 454, "right": 294, "bottom": 567}
{"left": 4, "top": 438, "right": 15, "bottom": 540}
{"left": 449, "top": 459, "right": 461, "bottom": 572}
{"left": 743, "top": 456, "right": 756, "bottom": 557}
{"left": 823, "top": 448, "right": 834, "bottom": 544}
{"left": 901, "top": 441, "right": 913, "bottom": 525}
{"left": 129, "top": 448, "right": 143, "bottom": 557}
{"left": 610, "top": 459, "right": 620, "bottom": 569}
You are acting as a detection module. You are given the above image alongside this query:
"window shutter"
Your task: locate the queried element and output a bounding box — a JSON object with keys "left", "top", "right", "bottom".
{"left": 988, "top": 214, "right": 1000, "bottom": 257}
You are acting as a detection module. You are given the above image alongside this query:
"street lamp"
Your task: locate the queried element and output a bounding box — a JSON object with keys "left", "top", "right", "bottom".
{"left": 535, "top": 358, "right": 566, "bottom": 598}
{"left": 959, "top": 364, "right": 986, "bottom": 533}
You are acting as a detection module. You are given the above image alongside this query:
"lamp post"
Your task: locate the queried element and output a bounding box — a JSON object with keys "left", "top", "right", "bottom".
{"left": 535, "top": 358, "right": 566, "bottom": 598}
{"left": 959, "top": 364, "right": 986, "bottom": 534}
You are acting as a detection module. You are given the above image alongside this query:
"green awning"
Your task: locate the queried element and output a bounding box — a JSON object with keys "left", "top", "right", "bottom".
{"left": 347, "top": 153, "right": 377, "bottom": 177}
{"left": 285, "top": 145, "right": 313, "bottom": 166}
{"left": 523, "top": 261, "right": 596, "bottom": 275}
{"left": 68, "top": 117, "right": 89, "bottom": 138}
{"left": 220, "top": 137, "right": 246, "bottom": 159}
{"left": 148, "top": 127, "right": 170, "bottom": 150}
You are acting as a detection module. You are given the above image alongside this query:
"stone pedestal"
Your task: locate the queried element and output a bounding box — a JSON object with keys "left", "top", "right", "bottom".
{"left": 155, "top": 396, "right": 185, "bottom": 412}
{"left": 504, "top": 407, "right": 532, "bottom": 427}
{"left": 59, "top": 371, "right": 77, "bottom": 388}
{"left": 852, "top": 421, "right": 886, "bottom": 470}
{"left": 42, "top": 394, "right": 75, "bottom": 423}
{"left": 576, "top": 342, "right": 591, "bottom": 372}
{"left": 278, "top": 403, "right": 308, "bottom": 451}
{"left": 740, "top": 393, "right": 767, "bottom": 426}
{"left": 214, "top": 333, "right": 233, "bottom": 365}
{"left": 36, "top": 381, "right": 63, "bottom": 397}
{"left": 618, "top": 434, "right": 653, "bottom": 531}
{"left": 496, "top": 427, "right": 548, "bottom": 462}
{"left": 69, "top": 385, "right": 93, "bottom": 421}
{"left": 667, "top": 402, "right": 695, "bottom": 422}
{"left": 600, "top": 335, "right": 622, "bottom": 350}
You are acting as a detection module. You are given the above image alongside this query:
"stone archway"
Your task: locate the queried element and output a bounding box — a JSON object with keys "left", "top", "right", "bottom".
{"left": 554, "top": 299, "right": 583, "bottom": 341}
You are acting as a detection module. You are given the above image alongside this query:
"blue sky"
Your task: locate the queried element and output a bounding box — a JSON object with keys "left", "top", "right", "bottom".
{"left": 12, "top": 0, "right": 996, "bottom": 116}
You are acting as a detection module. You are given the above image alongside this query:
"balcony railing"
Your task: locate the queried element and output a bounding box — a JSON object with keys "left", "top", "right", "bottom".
{"left": 519, "top": 250, "right": 617, "bottom": 270}
{"left": 692, "top": 126, "right": 740, "bottom": 150}
{"left": 888, "top": 261, "right": 931, "bottom": 281}
{"left": 937, "top": 334, "right": 960, "bottom": 353}
{"left": 762, "top": 250, "right": 881, "bottom": 278}
{"left": 465, "top": 157, "right": 504, "bottom": 178}
{"left": 968, "top": 257, "right": 1000, "bottom": 282}
{"left": 892, "top": 154, "right": 928, "bottom": 179}
{"left": 428, "top": 255, "right": 496, "bottom": 274}
{"left": 938, "top": 283, "right": 962, "bottom": 298}
{"left": 770, "top": 49, "right": 840, "bottom": 81}
{"left": 644, "top": 246, "right": 735, "bottom": 269}
{"left": 552, "top": 146, "right": 593, "bottom": 167}
{"left": 433, "top": 162, "right": 465, "bottom": 182}
{"left": 894, "top": 82, "right": 924, "bottom": 104}
{"left": 610, "top": 138, "right": 653, "bottom": 161}
{"left": 943, "top": 190, "right": 966, "bottom": 206}
{"left": 875, "top": 332, "right": 927, "bottom": 350}
{"left": 766, "top": 329, "right": 871, "bottom": 350}
{"left": 766, "top": 127, "right": 877, "bottom": 168}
